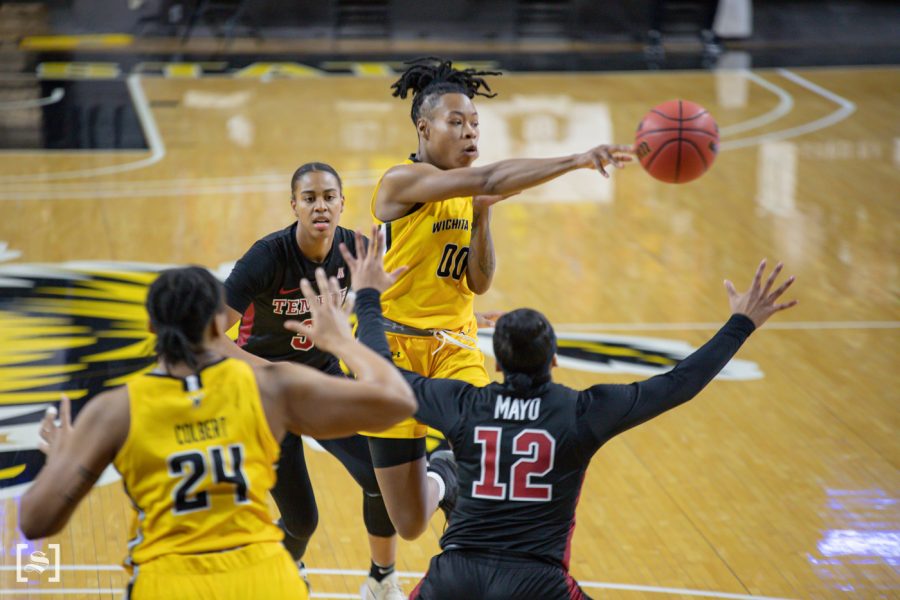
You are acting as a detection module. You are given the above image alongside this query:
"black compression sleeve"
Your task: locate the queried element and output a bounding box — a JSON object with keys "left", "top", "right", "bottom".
{"left": 581, "top": 314, "right": 756, "bottom": 448}
{"left": 354, "top": 287, "right": 471, "bottom": 437}
{"left": 354, "top": 288, "right": 393, "bottom": 361}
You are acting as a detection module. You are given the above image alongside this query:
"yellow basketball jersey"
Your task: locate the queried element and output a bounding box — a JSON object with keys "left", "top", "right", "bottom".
{"left": 373, "top": 161, "right": 475, "bottom": 331}
{"left": 113, "top": 358, "right": 282, "bottom": 566}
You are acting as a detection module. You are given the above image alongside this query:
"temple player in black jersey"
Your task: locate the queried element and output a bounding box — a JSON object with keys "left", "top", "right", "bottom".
{"left": 217, "top": 163, "right": 423, "bottom": 600}
{"left": 337, "top": 229, "right": 798, "bottom": 600}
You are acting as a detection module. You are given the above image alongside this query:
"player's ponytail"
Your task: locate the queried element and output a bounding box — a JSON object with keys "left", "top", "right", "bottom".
{"left": 505, "top": 372, "right": 551, "bottom": 395}
{"left": 147, "top": 266, "right": 224, "bottom": 373}
{"left": 154, "top": 325, "right": 200, "bottom": 371}
{"left": 493, "top": 309, "right": 557, "bottom": 394}
{"left": 390, "top": 57, "right": 501, "bottom": 124}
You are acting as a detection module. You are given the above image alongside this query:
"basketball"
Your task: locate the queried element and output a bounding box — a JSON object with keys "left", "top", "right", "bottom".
{"left": 635, "top": 100, "right": 719, "bottom": 183}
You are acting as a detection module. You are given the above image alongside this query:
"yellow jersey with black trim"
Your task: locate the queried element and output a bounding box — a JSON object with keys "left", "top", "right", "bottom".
{"left": 373, "top": 161, "right": 475, "bottom": 331}
{"left": 112, "top": 358, "right": 282, "bottom": 566}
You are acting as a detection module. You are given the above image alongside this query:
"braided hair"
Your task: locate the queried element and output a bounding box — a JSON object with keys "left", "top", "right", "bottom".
{"left": 391, "top": 57, "right": 501, "bottom": 124}
{"left": 146, "top": 266, "right": 224, "bottom": 372}
{"left": 493, "top": 308, "right": 557, "bottom": 394}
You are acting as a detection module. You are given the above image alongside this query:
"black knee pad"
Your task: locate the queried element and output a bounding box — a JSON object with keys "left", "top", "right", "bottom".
{"left": 278, "top": 518, "right": 312, "bottom": 561}
{"left": 280, "top": 507, "right": 318, "bottom": 540}
{"left": 363, "top": 490, "right": 397, "bottom": 538}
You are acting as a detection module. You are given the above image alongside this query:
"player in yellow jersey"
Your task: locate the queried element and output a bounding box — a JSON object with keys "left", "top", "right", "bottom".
{"left": 20, "top": 265, "right": 415, "bottom": 600}
{"left": 363, "top": 58, "right": 636, "bottom": 540}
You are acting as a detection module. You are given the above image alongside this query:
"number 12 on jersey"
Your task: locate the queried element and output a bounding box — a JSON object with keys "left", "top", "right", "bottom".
{"left": 472, "top": 427, "right": 556, "bottom": 502}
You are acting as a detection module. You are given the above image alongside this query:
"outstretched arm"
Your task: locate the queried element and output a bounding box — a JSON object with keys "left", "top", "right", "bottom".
{"left": 581, "top": 260, "right": 798, "bottom": 446}
{"left": 375, "top": 145, "right": 633, "bottom": 220}
{"left": 354, "top": 287, "right": 470, "bottom": 437}
{"left": 212, "top": 326, "right": 270, "bottom": 367}
{"left": 258, "top": 360, "right": 415, "bottom": 441}
{"left": 262, "top": 268, "right": 416, "bottom": 440}
{"left": 21, "top": 392, "right": 129, "bottom": 539}
{"left": 341, "top": 228, "right": 472, "bottom": 435}
{"left": 212, "top": 304, "right": 269, "bottom": 367}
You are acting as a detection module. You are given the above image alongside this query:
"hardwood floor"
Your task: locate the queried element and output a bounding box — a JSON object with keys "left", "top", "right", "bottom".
{"left": 1, "top": 65, "right": 897, "bottom": 599}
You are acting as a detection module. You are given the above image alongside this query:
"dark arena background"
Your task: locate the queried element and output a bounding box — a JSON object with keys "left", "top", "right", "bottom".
{"left": 0, "top": 0, "right": 897, "bottom": 598}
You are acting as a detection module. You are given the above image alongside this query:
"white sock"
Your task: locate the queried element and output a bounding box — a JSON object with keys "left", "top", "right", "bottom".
{"left": 427, "top": 470, "right": 446, "bottom": 501}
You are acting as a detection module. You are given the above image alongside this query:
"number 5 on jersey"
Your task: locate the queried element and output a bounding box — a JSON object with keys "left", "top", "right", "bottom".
{"left": 290, "top": 318, "right": 313, "bottom": 351}
{"left": 472, "top": 427, "right": 556, "bottom": 502}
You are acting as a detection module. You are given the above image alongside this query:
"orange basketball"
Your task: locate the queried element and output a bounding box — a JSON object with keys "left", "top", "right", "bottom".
{"left": 635, "top": 100, "right": 719, "bottom": 184}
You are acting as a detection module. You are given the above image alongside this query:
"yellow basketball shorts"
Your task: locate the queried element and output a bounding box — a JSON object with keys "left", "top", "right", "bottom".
{"left": 362, "top": 327, "right": 491, "bottom": 440}
{"left": 128, "top": 542, "right": 308, "bottom": 600}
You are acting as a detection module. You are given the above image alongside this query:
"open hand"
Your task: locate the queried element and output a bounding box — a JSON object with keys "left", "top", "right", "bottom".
{"left": 725, "top": 259, "right": 798, "bottom": 328}
{"left": 475, "top": 311, "right": 505, "bottom": 328}
{"left": 284, "top": 268, "right": 353, "bottom": 353}
{"left": 339, "top": 226, "right": 408, "bottom": 293}
{"left": 38, "top": 394, "right": 72, "bottom": 461}
{"left": 579, "top": 144, "right": 635, "bottom": 178}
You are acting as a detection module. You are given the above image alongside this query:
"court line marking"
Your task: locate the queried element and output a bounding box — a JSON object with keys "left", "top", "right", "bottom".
{"left": 576, "top": 584, "right": 795, "bottom": 600}
{"left": 0, "top": 74, "right": 165, "bottom": 182}
{"left": 0, "top": 591, "right": 121, "bottom": 596}
{"left": 0, "top": 181, "right": 288, "bottom": 201}
{"left": 308, "top": 569, "right": 799, "bottom": 599}
{"left": 0, "top": 567, "right": 799, "bottom": 599}
{"left": 0, "top": 169, "right": 384, "bottom": 191}
{"left": 721, "top": 69, "right": 856, "bottom": 151}
{"left": 718, "top": 71, "right": 794, "bottom": 137}
{"left": 0, "top": 87, "right": 65, "bottom": 110}
{"left": 0, "top": 69, "right": 793, "bottom": 192}
{"left": 0, "top": 69, "right": 853, "bottom": 195}
{"left": 0, "top": 69, "right": 788, "bottom": 195}
{"left": 0, "top": 591, "right": 798, "bottom": 599}
{"left": 0, "top": 566, "right": 123, "bottom": 571}
{"left": 0, "top": 172, "right": 383, "bottom": 202}
{"left": 553, "top": 321, "right": 900, "bottom": 332}
{"left": 0, "top": 242, "right": 21, "bottom": 263}
{"left": 0, "top": 176, "right": 379, "bottom": 201}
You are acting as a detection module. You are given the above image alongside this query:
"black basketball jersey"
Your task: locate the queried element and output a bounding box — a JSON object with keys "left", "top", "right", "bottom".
{"left": 434, "top": 379, "right": 597, "bottom": 568}
{"left": 353, "top": 288, "right": 755, "bottom": 569}
{"left": 224, "top": 224, "right": 360, "bottom": 370}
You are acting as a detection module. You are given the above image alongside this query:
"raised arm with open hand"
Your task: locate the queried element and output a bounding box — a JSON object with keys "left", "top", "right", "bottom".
{"left": 283, "top": 268, "right": 355, "bottom": 354}
{"left": 579, "top": 260, "right": 798, "bottom": 448}
{"left": 339, "top": 226, "right": 408, "bottom": 293}
{"left": 271, "top": 266, "right": 415, "bottom": 439}
{"left": 725, "top": 259, "right": 798, "bottom": 328}
{"left": 377, "top": 144, "right": 636, "bottom": 217}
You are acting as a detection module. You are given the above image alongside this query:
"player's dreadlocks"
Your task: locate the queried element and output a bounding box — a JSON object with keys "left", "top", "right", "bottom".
{"left": 147, "top": 266, "right": 224, "bottom": 373}
{"left": 391, "top": 57, "right": 501, "bottom": 124}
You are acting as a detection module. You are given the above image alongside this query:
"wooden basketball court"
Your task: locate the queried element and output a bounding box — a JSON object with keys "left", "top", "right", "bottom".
{"left": 0, "top": 62, "right": 897, "bottom": 598}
